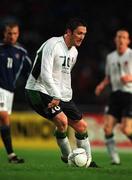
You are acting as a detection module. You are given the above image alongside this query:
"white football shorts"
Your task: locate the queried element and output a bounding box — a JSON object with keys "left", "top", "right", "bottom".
{"left": 0, "top": 87, "right": 14, "bottom": 114}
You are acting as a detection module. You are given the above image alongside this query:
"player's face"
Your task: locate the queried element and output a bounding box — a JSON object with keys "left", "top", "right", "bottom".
{"left": 4, "top": 26, "right": 19, "bottom": 45}
{"left": 115, "top": 31, "right": 130, "bottom": 54}
{"left": 70, "top": 26, "right": 87, "bottom": 47}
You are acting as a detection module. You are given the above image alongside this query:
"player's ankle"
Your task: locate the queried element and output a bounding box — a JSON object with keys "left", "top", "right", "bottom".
{"left": 8, "top": 152, "right": 16, "bottom": 159}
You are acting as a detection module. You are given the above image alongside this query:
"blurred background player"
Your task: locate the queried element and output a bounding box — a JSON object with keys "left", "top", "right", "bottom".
{"left": 95, "top": 29, "right": 132, "bottom": 165}
{"left": 25, "top": 18, "right": 98, "bottom": 168}
{"left": 0, "top": 22, "right": 32, "bottom": 163}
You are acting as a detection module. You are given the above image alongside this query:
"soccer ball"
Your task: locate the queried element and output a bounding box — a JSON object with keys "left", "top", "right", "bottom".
{"left": 68, "top": 148, "right": 91, "bottom": 167}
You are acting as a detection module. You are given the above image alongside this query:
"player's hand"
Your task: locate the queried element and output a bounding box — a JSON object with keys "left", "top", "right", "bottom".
{"left": 120, "top": 75, "right": 132, "bottom": 84}
{"left": 95, "top": 84, "right": 104, "bottom": 96}
{"left": 48, "top": 99, "right": 60, "bottom": 108}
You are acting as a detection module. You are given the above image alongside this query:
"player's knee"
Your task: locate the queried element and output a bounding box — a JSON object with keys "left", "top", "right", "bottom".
{"left": 58, "top": 120, "right": 68, "bottom": 132}
{"left": 53, "top": 115, "right": 68, "bottom": 132}
{"left": 76, "top": 120, "right": 87, "bottom": 133}
{"left": 104, "top": 126, "right": 113, "bottom": 135}
{"left": 0, "top": 112, "right": 10, "bottom": 125}
{"left": 121, "top": 126, "right": 132, "bottom": 136}
{"left": 60, "top": 120, "right": 68, "bottom": 132}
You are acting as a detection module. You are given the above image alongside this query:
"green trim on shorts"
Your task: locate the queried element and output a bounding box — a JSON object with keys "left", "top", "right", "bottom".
{"left": 26, "top": 89, "right": 42, "bottom": 105}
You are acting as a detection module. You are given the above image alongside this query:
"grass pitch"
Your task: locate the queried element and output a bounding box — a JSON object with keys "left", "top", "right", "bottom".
{"left": 0, "top": 148, "right": 132, "bottom": 180}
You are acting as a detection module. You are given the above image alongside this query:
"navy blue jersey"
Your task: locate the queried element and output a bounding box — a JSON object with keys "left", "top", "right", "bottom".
{"left": 0, "top": 42, "right": 32, "bottom": 92}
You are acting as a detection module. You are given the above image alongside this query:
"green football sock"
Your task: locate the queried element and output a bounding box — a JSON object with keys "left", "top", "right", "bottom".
{"left": 75, "top": 132, "right": 92, "bottom": 159}
{"left": 54, "top": 130, "right": 71, "bottom": 158}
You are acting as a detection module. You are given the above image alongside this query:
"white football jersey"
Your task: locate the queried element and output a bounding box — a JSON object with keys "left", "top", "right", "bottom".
{"left": 25, "top": 36, "right": 78, "bottom": 101}
{"left": 105, "top": 48, "right": 132, "bottom": 93}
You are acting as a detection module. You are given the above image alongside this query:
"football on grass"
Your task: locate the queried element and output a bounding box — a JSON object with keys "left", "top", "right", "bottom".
{"left": 68, "top": 148, "right": 91, "bottom": 167}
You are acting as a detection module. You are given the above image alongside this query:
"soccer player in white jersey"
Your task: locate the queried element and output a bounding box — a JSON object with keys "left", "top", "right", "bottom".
{"left": 25, "top": 18, "right": 98, "bottom": 168}
{"left": 95, "top": 29, "right": 132, "bottom": 165}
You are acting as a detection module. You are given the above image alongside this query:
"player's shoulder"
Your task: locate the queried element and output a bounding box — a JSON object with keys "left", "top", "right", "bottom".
{"left": 0, "top": 42, "right": 27, "bottom": 55}
{"left": 38, "top": 36, "right": 63, "bottom": 51}
{"left": 0, "top": 41, "right": 4, "bottom": 46}
{"left": 127, "top": 48, "right": 132, "bottom": 57}
{"left": 13, "top": 43, "right": 28, "bottom": 54}
{"left": 107, "top": 50, "right": 117, "bottom": 60}
{"left": 0, "top": 42, "right": 7, "bottom": 49}
{"left": 46, "top": 36, "right": 63, "bottom": 46}
{"left": 71, "top": 46, "right": 78, "bottom": 52}
{"left": 48, "top": 36, "right": 62, "bottom": 42}
{"left": 0, "top": 42, "right": 4, "bottom": 49}
{"left": 70, "top": 46, "right": 78, "bottom": 56}
{"left": 106, "top": 50, "right": 117, "bottom": 62}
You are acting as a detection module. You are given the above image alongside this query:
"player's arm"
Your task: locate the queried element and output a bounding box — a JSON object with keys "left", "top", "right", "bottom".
{"left": 95, "top": 54, "right": 110, "bottom": 96}
{"left": 25, "top": 54, "right": 32, "bottom": 70}
{"left": 21, "top": 52, "right": 32, "bottom": 78}
{"left": 40, "top": 43, "right": 61, "bottom": 102}
{"left": 95, "top": 76, "right": 110, "bottom": 96}
{"left": 48, "top": 98, "right": 60, "bottom": 108}
{"left": 120, "top": 74, "right": 132, "bottom": 84}
{"left": 120, "top": 58, "right": 132, "bottom": 84}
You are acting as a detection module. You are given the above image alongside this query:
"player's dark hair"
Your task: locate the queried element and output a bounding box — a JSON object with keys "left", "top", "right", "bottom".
{"left": 65, "top": 17, "right": 87, "bottom": 32}
{"left": 4, "top": 22, "right": 19, "bottom": 30}
{"left": 0, "top": 21, "right": 19, "bottom": 39}
{"left": 115, "top": 28, "right": 130, "bottom": 37}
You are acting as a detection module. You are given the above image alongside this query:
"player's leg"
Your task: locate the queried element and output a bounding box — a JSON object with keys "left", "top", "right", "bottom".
{"left": 62, "top": 100, "right": 92, "bottom": 160}
{"left": 53, "top": 112, "right": 72, "bottom": 163}
{"left": 69, "top": 119, "right": 92, "bottom": 159}
{"left": 69, "top": 118, "right": 99, "bottom": 167}
{"left": 120, "top": 94, "right": 132, "bottom": 141}
{"left": 104, "top": 114, "right": 120, "bottom": 165}
{"left": 63, "top": 100, "right": 98, "bottom": 167}
{"left": 121, "top": 117, "right": 132, "bottom": 141}
{"left": 0, "top": 89, "right": 24, "bottom": 163}
{"left": 26, "top": 90, "right": 72, "bottom": 163}
{"left": 104, "top": 92, "right": 123, "bottom": 165}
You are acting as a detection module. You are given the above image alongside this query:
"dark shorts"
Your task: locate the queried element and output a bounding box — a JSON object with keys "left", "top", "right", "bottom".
{"left": 105, "top": 90, "right": 132, "bottom": 122}
{"left": 25, "top": 89, "right": 82, "bottom": 121}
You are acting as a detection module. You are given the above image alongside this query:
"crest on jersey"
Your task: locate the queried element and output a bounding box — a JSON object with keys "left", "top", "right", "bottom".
{"left": 15, "top": 53, "right": 20, "bottom": 59}
{"left": 124, "top": 61, "right": 128, "bottom": 66}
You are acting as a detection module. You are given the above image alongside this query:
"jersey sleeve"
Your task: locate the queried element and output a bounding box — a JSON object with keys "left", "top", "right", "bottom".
{"left": 40, "top": 42, "right": 61, "bottom": 99}
{"left": 21, "top": 52, "right": 32, "bottom": 78}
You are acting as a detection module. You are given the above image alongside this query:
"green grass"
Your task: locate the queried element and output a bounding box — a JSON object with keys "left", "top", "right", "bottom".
{"left": 0, "top": 148, "right": 132, "bottom": 180}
